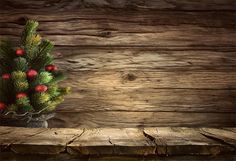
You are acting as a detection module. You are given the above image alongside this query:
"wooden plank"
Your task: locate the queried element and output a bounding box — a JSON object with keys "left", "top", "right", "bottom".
{"left": 0, "top": 127, "right": 235, "bottom": 156}
{"left": 0, "top": 11, "right": 235, "bottom": 29}
{"left": 0, "top": 127, "right": 47, "bottom": 152}
{"left": 58, "top": 89, "right": 236, "bottom": 113}
{"left": 54, "top": 48, "right": 236, "bottom": 71}
{"left": 200, "top": 128, "right": 236, "bottom": 146}
{"left": 62, "top": 71, "right": 236, "bottom": 89}
{"left": 10, "top": 128, "right": 84, "bottom": 154}
{"left": 0, "top": 0, "right": 236, "bottom": 11}
{"left": 48, "top": 112, "right": 236, "bottom": 128}
{"left": 1, "top": 26, "right": 235, "bottom": 48}
{"left": 68, "top": 127, "right": 235, "bottom": 155}
{"left": 143, "top": 127, "right": 235, "bottom": 155}
{"left": 68, "top": 128, "right": 156, "bottom": 155}
{"left": 0, "top": 11, "right": 235, "bottom": 47}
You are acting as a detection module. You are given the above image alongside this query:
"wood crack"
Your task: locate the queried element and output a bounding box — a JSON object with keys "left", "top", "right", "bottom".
{"left": 200, "top": 131, "right": 236, "bottom": 150}
{"left": 143, "top": 130, "right": 166, "bottom": 155}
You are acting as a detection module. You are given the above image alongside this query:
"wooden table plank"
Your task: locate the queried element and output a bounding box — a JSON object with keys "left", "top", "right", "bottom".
{"left": 0, "top": 127, "right": 47, "bottom": 152}
{"left": 200, "top": 128, "right": 236, "bottom": 146}
{"left": 0, "top": 0, "right": 236, "bottom": 11}
{"left": 143, "top": 127, "right": 235, "bottom": 155}
{"left": 68, "top": 128, "right": 156, "bottom": 155}
{"left": 49, "top": 112, "right": 236, "bottom": 128}
{"left": 10, "top": 128, "right": 84, "bottom": 154}
{"left": 0, "top": 127, "right": 235, "bottom": 156}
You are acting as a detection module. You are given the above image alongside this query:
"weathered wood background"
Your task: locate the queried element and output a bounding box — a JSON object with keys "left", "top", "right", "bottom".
{"left": 0, "top": 0, "right": 235, "bottom": 128}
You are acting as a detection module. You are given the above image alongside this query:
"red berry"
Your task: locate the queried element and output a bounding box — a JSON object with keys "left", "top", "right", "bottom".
{"left": 27, "top": 69, "right": 38, "bottom": 78}
{"left": 51, "top": 65, "right": 58, "bottom": 71}
{"left": 0, "top": 102, "right": 6, "bottom": 110}
{"left": 45, "top": 65, "right": 53, "bottom": 71}
{"left": 45, "top": 64, "right": 58, "bottom": 72}
{"left": 16, "top": 92, "right": 27, "bottom": 99}
{"left": 35, "top": 85, "right": 48, "bottom": 92}
{"left": 2, "top": 73, "right": 11, "bottom": 79}
{"left": 16, "top": 48, "right": 25, "bottom": 56}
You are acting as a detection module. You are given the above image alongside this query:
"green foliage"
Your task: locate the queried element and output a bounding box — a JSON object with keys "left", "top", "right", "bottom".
{"left": 7, "top": 104, "right": 18, "bottom": 111}
{"left": 51, "top": 71, "right": 66, "bottom": 83}
{"left": 32, "top": 71, "right": 53, "bottom": 86}
{"left": 47, "top": 83, "right": 60, "bottom": 98}
{"left": 0, "top": 20, "right": 70, "bottom": 116}
{"left": 11, "top": 71, "right": 29, "bottom": 92}
{"left": 32, "top": 93, "right": 50, "bottom": 106}
{"left": 16, "top": 97, "right": 30, "bottom": 106}
{"left": 0, "top": 40, "right": 15, "bottom": 73}
{"left": 30, "top": 40, "right": 54, "bottom": 70}
{"left": 13, "top": 57, "right": 28, "bottom": 71}
{"left": 60, "top": 87, "right": 71, "bottom": 95}
{"left": 11, "top": 71, "right": 27, "bottom": 80}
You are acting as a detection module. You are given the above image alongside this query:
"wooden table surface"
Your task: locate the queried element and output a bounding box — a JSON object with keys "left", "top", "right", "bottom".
{"left": 0, "top": 126, "right": 236, "bottom": 161}
{"left": 0, "top": 0, "right": 235, "bottom": 128}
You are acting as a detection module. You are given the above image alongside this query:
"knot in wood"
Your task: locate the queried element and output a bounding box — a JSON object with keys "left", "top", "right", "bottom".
{"left": 122, "top": 73, "right": 137, "bottom": 81}
{"left": 17, "top": 17, "right": 29, "bottom": 25}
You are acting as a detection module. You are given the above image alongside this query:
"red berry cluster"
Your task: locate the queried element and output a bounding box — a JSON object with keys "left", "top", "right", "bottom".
{"left": 0, "top": 102, "right": 6, "bottom": 110}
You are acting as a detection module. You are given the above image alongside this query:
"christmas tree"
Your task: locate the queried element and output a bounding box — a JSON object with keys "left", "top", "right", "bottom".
{"left": 0, "top": 20, "right": 70, "bottom": 119}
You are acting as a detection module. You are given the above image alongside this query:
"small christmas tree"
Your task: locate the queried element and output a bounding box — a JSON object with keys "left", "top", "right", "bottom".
{"left": 0, "top": 20, "right": 70, "bottom": 120}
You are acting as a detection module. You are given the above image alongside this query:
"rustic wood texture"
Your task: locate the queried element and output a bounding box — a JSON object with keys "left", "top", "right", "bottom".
{"left": 0, "top": 0, "right": 236, "bottom": 11}
{"left": 49, "top": 112, "right": 236, "bottom": 128}
{"left": 0, "top": 1, "right": 236, "bottom": 128}
{"left": 0, "top": 12, "right": 236, "bottom": 47}
{"left": 0, "top": 126, "right": 236, "bottom": 156}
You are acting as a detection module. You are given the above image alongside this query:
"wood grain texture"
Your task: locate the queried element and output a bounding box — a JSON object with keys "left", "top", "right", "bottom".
{"left": 11, "top": 128, "right": 84, "bottom": 154}
{"left": 54, "top": 48, "right": 236, "bottom": 71}
{"left": 58, "top": 89, "right": 236, "bottom": 113}
{"left": 0, "top": 7, "right": 235, "bottom": 127}
{"left": 143, "top": 127, "right": 234, "bottom": 155}
{"left": 0, "top": 0, "right": 236, "bottom": 11}
{"left": 0, "top": 126, "right": 235, "bottom": 156}
{"left": 0, "top": 11, "right": 235, "bottom": 47}
{"left": 49, "top": 112, "right": 236, "bottom": 128}
{"left": 0, "top": 126, "right": 47, "bottom": 151}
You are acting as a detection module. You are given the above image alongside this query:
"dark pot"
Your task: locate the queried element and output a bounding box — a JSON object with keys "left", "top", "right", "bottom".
{"left": 0, "top": 113, "right": 55, "bottom": 128}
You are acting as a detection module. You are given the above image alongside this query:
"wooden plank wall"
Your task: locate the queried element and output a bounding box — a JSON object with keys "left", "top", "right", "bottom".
{"left": 0, "top": 0, "right": 235, "bottom": 128}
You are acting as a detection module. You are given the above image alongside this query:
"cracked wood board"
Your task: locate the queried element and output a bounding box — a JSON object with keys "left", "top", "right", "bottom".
{"left": 200, "top": 128, "right": 236, "bottom": 147}
{"left": 223, "top": 128, "right": 236, "bottom": 133}
{"left": 143, "top": 127, "right": 235, "bottom": 155}
{"left": 0, "top": 126, "right": 47, "bottom": 152}
{"left": 67, "top": 128, "right": 156, "bottom": 155}
{"left": 10, "top": 128, "right": 84, "bottom": 154}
